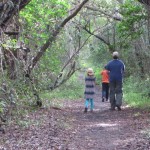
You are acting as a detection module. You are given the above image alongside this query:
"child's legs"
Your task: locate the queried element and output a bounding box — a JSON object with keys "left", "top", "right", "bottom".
{"left": 106, "top": 83, "right": 109, "bottom": 100}
{"left": 102, "top": 83, "right": 106, "bottom": 98}
{"left": 85, "top": 99, "right": 89, "bottom": 108}
{"left": 90, "top": 99, "right": 94, "bottom": 110}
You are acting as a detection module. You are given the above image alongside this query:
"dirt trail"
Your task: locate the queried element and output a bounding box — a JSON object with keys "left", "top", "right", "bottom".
{"left": 63, "top": 85, "right": 150, "bottom": 150}
{"left": 0, "top": 85, "right": 150, "bottom": 150}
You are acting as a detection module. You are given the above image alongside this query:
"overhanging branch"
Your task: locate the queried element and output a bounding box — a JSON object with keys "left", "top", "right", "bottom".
{"left": 28, "top": 0, "right": 89, "bottom": 73}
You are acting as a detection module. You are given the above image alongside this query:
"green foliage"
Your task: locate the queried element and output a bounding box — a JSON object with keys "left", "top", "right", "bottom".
{"left": 89, "top": 43, "right": 111, "bottom": 65}
{"left": 39, "top": 41, "right": 65, "bottom": 73}
{"left": 124, "top": 76, "right": 150, "bottom": 109}
{"left": 94, "top": 69, "right": 101, "bottom": 85}
{"left": 117, "top": 0, "right": 146, "bottom": 43}
{"left": 41, "top": 74, "right": 84, "bottom": 106}
{"left": 1, "top": 39, "right": 18, "bottom": 49}
{"left": 124, "top": 92, "right": 149, "bottom": 108}
{"left": 20, "top": 0, "right": 69, "bottom": 46}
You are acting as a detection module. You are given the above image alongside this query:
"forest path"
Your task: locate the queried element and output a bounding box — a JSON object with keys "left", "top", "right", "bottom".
{"left": 63, "top": 85, "right": 150, "bottom": 150}
{"left": 0, "top": 85, "right": 150, "bottom": 150}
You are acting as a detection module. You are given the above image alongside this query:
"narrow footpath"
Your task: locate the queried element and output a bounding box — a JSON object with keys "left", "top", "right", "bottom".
{"left": 64, "top": 85, "right": 150, "bottom": 150}
{"left": 0, "top": 85, "right": 150, "bottom": 150}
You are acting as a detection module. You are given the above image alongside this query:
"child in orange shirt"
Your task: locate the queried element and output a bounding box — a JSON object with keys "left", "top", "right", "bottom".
{"left": 100, "top": 66, "right": 109, "bottom": 102}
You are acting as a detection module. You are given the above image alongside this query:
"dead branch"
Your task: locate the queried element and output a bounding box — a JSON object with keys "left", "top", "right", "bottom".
{"left": 51, "top": 34, "right": 91, "bottom": 90}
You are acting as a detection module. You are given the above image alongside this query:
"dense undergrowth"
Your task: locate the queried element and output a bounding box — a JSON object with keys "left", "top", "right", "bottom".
{"left": 1, "top": 71, "right": 150, "bottom": 129}
{"left": 41, "top": 73, "right": 84, "bottom": 107}
{"left": 124, "top": 76, "right": 150, "bottom": 109}
{"left": 45, "top": 72, "right": 150, "bottom": 110}
{"left": 14, "top": 74, "right": 150, "bottom": 129}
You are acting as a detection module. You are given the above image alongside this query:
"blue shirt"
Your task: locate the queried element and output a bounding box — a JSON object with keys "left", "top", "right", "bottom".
{"left": 106, "top": 59, "right": 125, "bottom": 82}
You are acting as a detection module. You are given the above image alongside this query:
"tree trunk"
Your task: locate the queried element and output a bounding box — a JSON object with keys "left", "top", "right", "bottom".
{"left": 0, "top": 0, "right": 31, "bottom": 29}
{"left": 134, "top": 41, "right": 145, "bottom": 78}
{"left": 3, "top": 48, "right": 17, "bottom": 80}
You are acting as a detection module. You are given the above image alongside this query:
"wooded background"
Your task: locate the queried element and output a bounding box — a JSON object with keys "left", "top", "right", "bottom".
{"left": 0, "top": 0, "right": 150, "bottom": 124}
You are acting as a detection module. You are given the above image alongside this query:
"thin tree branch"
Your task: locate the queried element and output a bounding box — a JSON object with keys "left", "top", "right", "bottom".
{"left": 28, "top": 0, "right": 89, "bottom": 73}
{"left": 85, "top": 6, "right": 122, "bottom": 21}
{"left": 82, "top": 26, "right": 111, "bottom": 46}
{"left": 52, "top": 34, "right": 91, "bottom": 89}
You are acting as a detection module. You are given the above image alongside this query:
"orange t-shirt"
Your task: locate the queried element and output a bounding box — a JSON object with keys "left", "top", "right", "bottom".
{"left": 100, "top": 70, "right": 109, "bottom": 83}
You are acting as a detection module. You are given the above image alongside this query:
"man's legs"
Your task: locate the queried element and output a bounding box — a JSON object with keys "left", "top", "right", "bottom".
{"left": 109, "top": 82, "right": 116, "bottom": 110}
{"left": 115, "top": 81, "right": 123, "bottom": 110}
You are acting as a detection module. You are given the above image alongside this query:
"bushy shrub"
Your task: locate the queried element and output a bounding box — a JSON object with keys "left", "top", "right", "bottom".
{"left": 124, "top": 76, "right": 150, "bottom": 109}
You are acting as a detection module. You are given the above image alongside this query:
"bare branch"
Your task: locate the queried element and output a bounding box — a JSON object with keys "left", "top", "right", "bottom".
{"left": 85, "top": 6, "right": 122, "bottom": 21}
{"left": 52, "top": 34, "right": 91, "bottom": 90}
{"left": 82, "top": 26, "right": 111, "bottom": 46}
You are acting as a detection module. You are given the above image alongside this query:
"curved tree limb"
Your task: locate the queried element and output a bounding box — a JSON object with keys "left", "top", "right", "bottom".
{"left": 83, "top": 26, "right": 110, "bottom": 45}
{"left": 85, "top": 6, "right": 122, "bottom": 21}
{"left": 51, "top": 34, "right": 92, "bottom": 90}
{"left": 28, "top": 0, "right": 89, "bottom": 73}
{"left": 80, "top": 25, "right": 114, "bottom": 52}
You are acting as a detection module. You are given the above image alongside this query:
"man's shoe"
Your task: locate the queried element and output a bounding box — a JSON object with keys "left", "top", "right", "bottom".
{"left": 84, "top": 108, "right": 88, "bottom": 113}
{"left": 102, "top": 97, "right": 104, "bottom": 102}
{"left": 116, "top": 106, "right": 121, "bottom": 111}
